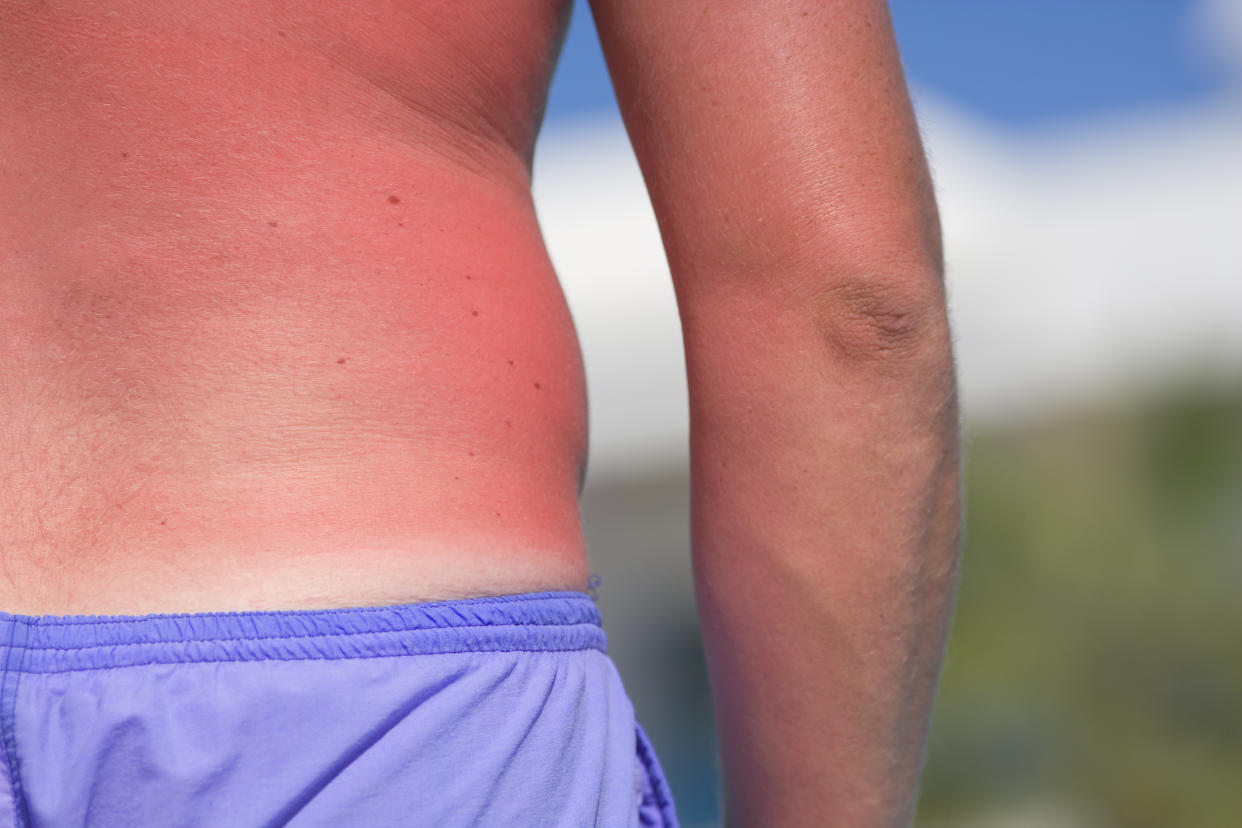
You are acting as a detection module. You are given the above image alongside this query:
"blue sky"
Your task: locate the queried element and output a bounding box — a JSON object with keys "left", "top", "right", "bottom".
{"left": 545, "top": 0, "right": 1233, "bottom": 131}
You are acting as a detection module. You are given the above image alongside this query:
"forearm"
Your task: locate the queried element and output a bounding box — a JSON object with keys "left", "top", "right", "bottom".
{"left": 683, "top": 269, "right": 961, "bottom": 827}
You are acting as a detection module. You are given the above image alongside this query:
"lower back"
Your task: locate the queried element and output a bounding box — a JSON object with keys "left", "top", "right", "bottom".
{"left": 0, "top": 8, "right": 590, "bottom": 613}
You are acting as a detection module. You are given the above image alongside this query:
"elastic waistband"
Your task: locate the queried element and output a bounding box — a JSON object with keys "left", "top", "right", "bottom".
{"left": 0, "top": 591, "right": 605, "bottom": 674}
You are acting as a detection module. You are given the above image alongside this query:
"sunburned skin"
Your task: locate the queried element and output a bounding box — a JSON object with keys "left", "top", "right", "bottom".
{"left": 0, "top": 0, "right": 590, "bottom": 613}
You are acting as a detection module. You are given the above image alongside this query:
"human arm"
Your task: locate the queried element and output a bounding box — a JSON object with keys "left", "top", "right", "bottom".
{"left": 588, "top": 1, "right": 962, "bottom": 825}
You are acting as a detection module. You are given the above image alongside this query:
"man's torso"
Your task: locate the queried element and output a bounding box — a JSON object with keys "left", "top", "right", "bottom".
{"left": 0, "top": 0, "right": 590, "bottom": 613}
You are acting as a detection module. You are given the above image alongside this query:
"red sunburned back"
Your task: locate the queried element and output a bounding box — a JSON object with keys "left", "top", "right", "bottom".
{"left": 0, "top": 0, "right": 592, "bottom": 613}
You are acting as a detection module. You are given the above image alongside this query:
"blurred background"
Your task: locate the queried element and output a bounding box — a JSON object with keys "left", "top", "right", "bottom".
{"left": 531, "top": 1, "right": 1242, "bottom": 825}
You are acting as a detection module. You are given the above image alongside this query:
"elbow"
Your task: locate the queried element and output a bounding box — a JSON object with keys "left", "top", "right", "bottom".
{"left": 801, "top": 270, "right": 952, "bottom": 371}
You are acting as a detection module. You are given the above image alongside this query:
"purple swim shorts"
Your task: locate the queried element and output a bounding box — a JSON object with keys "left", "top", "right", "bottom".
{"left": 0, "top": 591, "right": 678, "bottom": 827}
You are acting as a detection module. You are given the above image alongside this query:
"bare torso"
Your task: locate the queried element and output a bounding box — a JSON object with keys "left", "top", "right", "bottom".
{"left": 0, "top": 0, "right": 589, "bottom": 613}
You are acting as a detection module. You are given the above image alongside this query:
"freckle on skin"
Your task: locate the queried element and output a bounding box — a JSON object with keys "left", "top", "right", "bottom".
{"left": 388, "top": 195, "right": 401, "bottom": 204}
{"left": 398, "top": 222, "right": 404, "bottom": 227}
{"left": 337, "top": 358, "right": 347, "bottom": 364}
{"left": 471, "top": 310, "right": 479, "bottom": 317}
{"left": 506, "top": 358, "right": 514, "bottom": 366}
{"left": 121, "top": 152, "right": 129, "bottom": 158}
{"left": 268, "top": 221, "right": 278, "bottom": 227}
{"left": 278, "top": 31, "right": 286, "bottom": 37}
{"left": 505, "top": 420, "right": 512, "bottom": 428}
{"left": 533, "top": 382, "right": 541, "bottom": 390}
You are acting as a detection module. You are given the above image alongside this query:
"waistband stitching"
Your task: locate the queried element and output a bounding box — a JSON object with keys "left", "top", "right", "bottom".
{"left": 18, "top": 644, "right": 606, "bottom": 676}
{"left": 22, "top": 620, "right": 599, "bottom": 652}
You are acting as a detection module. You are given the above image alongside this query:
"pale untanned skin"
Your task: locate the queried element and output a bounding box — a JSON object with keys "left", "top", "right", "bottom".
{"left": 1, "top": 1, "right": 960, "bottom": 825}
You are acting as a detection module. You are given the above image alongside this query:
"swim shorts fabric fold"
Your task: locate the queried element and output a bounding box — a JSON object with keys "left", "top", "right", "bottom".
{"left": 0, "top": 590, "right": 678, "bottom": 827}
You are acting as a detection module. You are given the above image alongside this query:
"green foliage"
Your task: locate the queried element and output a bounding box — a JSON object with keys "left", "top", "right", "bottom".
{"left": 917, "top": 382, "right": 1242, "bottom": 827}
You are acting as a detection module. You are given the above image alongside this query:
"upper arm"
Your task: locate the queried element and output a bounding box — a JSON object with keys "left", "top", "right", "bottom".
{"left": 587, "top": 0, "right": 941, "bottom": 300}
